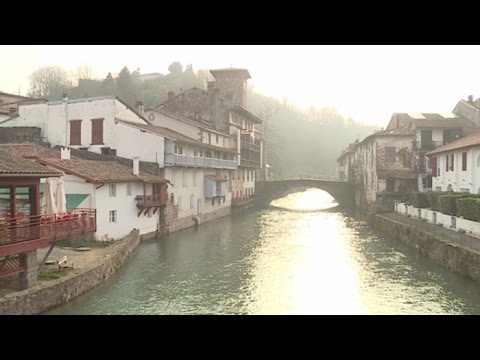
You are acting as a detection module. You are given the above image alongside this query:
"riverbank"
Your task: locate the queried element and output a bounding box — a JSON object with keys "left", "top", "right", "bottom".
{"left": 0, "top": 229, "right": 140, "bottom": 315}
{"left": 370, "top": 213, "right": 480, "bottom": 283}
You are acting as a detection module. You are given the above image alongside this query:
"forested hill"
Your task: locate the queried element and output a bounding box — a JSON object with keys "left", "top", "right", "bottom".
{"left": 28, "top": 62, "right": 376, "bottom": 177}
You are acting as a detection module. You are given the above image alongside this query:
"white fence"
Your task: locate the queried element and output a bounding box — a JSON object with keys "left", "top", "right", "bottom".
{"left": 395, "top": 202, "right": 480, "bottom": 239}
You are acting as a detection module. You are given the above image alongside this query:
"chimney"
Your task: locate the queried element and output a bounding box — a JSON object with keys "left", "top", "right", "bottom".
{"left": 61, "top": 147, "right": 71, "bottom": 160}
{"left": 9, "top": 107, "right": 16, "bottom": 116}
{"left": 136, "top": 100, "right": 144, "bottom": 116}
{"left": 133, "top": 157, "right": 139, "bottom": 175}
{"left": 468, "top": 95, "right": 473, "bottom": 103}
{"left": 167, "top": 91, "right": 175, "bottom": 100}
{"left": 207, "top": 81, "right": 215, "bottom": 93}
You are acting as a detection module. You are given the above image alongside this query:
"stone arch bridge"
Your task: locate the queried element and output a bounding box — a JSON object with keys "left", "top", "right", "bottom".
{"left": 255, "top": 179, "right": 355, "bottom": 208}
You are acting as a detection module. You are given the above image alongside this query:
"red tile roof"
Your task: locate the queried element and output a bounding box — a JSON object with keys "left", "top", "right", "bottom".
{"left": 38, "top": 158, "right": 167, "bottom": 183}
{"left": 427, "top": 131, "right": 480, "bottom": 155}
{"left": 388, "top": 113, "right": 479, "bottom": 133}
{"left": 0, "top": 149, "right": 62, "bottom": 177}
{"left": 116, "top": 119, "right": 238, "bottom": 154}
{"left": 0, "top": 143, "right": 63, "bottom": 159}
{"left": 209, "top": 68, "right": 251, "bottom": 79}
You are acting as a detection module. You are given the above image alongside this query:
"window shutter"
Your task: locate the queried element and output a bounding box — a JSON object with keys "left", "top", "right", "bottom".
{"left": 70, "top": 120, "right": 81, "bottom": 145}
{"left": 462, "top": 152, "right": 467, "bottom": 171}
{"left": 91, "top": 119, "right": 104, "bottom": 145}
{"left": 431, "top": 157, "right": 437, "bottom": 177}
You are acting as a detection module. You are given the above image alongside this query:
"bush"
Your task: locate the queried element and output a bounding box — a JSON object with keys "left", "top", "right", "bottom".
{"left": 427, "top": 192, "right": 448, "bottom": 211}
{"left": 456, "top": 198, "right": 480, "bottom": 221}
{"left": 439, "top": 194, "right": 470, "bottom": 216}
{"left": 410, "top": 192, "right": 429, "bottom": 208}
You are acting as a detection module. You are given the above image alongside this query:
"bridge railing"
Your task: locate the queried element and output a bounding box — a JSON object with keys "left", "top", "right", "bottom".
{"left": 257, "top": 176, "right": 344, "bottom": 182}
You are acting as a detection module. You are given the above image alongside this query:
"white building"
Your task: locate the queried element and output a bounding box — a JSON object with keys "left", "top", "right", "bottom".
{"left": 0, "top": 96, "right": 166, "bottom": 167}
{"left": 428, "top": 132, "right": 480, "bottom": 193}
{"left": 385, "top": 112, "right": 479, "bottom": 191}
{"left": 116, "top": 118, "right": 237, "bottom": 231}
{"left": 39, "top": 151, "right": 168, "bottom": 240}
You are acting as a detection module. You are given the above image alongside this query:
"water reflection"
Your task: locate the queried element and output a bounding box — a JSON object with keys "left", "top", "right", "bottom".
{"left": 48, "top": 189, "right": 480, "bottom": 315}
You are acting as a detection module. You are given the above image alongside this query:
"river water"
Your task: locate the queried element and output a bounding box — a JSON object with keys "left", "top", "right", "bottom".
{"left": 48, "top": 189, "right": 480, "bottom": 314}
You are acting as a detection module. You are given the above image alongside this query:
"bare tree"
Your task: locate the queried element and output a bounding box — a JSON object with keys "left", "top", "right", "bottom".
{"left": 28, "top": 66, "right": 72, "bottom": 99}
{"left": 72, "top": 63, "right": 96, "bottom": 83}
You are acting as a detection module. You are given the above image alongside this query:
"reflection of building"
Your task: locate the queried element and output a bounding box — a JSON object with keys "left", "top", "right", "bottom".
{"left": 0, "top": 148, "right": 96, "bottom": 289}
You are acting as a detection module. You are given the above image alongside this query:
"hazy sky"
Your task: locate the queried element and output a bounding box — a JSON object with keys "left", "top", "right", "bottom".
{"left": 2, "top": 45, "right": 480, "bottom": 127}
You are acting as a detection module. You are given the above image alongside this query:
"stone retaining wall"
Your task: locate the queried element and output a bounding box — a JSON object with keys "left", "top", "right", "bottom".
{"left": 0, "top": 229, "right": 140, "bottom": 315}
{"left": 371, "top": 214, "right": 480, "bottom": 283}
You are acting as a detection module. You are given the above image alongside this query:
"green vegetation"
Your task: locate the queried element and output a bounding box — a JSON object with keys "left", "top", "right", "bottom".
{"left": 439, "top": 194, "right": 469, "bottom": 216}
{"left": 38, "top": 270, "right": 69, "bottom": 281}
{"left": 410, "top": 192, "right": 429, "bottom": 208}
{"left": 58, "top": 237, "right": 111, "bottom": 249}
{"left": 456, "top": 198, "right": 480, "bottom": 221}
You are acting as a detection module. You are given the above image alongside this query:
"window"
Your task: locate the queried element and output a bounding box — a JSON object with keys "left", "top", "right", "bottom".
{"left": 216, "top": 135, "right": 219, "bottom": 144}
{"left": 208, "top": 133, "right": 211, "bottom": 144}
{"left": 451, "top": 153, "right": 454, "bottom": 171}
{"left": 174, "top": 145, "right": 183, "bottom": 155}
{"left": 223, "top": 138, "right": 226, "bottom": 147}
{"left": 446, "top": 155, "right": 449, "bottom": 172}
{"left": 109, "top": 184, "right": 116, "bottom": 197}
{"left": 126, "top": 183, "right": 132, "bottom": 196}
{"left": 194, "top": 148, "right": 198, "bottom": 157}
{"left": 70, "top": 120, "right": 82, "bottom": 145}
{"left": 91, "top": 118, "right": 104, "bottom": 145}
{"left": 247, "top": 170, "right": 250, "bottom": 181}
{"left": 193, "top": 170, "right": 197, "bottom": 187}
{"left": 384, "top": 146, "right": 395, "bottom": 165}
{"left": 178, "top": 195, "right": 182, "bottom": 210}
{"left": 109, "top": 210, "right": 117, "bottom": 223}
{"left": 190, "top": 194, "right": 194, "bottom": 209}
{"left": 462, "top": 152, "right": 467, "bottom": 171}
{"left": 183, "top": 169, "right": 187, "bottom": 187}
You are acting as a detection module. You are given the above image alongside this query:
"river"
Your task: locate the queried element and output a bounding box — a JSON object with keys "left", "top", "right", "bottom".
{"left": 48, "top": 189, "right": 480, "bottom": 314}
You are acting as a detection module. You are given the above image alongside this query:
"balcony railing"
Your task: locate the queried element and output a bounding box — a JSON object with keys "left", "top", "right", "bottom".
{"left": 165, "top": 153, "right": 237, "bottom": 170}
{"left": 136, "top": 194, "right": 168, "bottom": 208}
{"left": 241, "top": 140, "right": 261, "bottom": 152}
{"left": 0, "top": 209, "right": 96, "bottom": 255}
{"left": 240, "top": 158, "right": 261, "bottom": 168}
{"left": 413, "top": 141, "right": 444, "bottom": 151}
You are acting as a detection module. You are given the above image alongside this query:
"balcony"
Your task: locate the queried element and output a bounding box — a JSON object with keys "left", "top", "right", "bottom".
{"left": 240, "top": 158, "right": 261, "bottom": 168}
{"left": 165, "top": 153, "right": 237, "bottom": 170}
{"left": 241, "top": 140, "right": 261, "bottom": 152}
{"left": 412, "top": 141, "right": 444, "bottom": 151}
{"left": 0, "top": 209, "right": 96, "bottom": 257}
{"left": 136, "top": 194, "right": 168, "bottom": 208}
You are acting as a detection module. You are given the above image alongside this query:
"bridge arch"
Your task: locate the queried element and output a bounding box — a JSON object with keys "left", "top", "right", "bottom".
{"left": 255, "top": 180, "right": 354, "bottom": 209}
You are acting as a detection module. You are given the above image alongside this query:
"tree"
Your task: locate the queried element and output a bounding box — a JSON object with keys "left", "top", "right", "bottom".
{"left": 73, "top": 63, "right": 96, "bottom": 83}
{"left": 28, "top": 66, "right": 72, "bottom": 99}
{"left": 168, "top": 61, "right": 183, "bottom": 74}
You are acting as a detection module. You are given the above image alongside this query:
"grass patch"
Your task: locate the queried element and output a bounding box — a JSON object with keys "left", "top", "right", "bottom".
{"left": 38, "top": 270, "right": 69, "bottom": 281}
{"left": 58, "top": 237, "right": 111, "bottom": 249}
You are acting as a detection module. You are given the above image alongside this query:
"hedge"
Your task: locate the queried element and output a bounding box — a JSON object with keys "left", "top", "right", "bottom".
{"left": 427, "top": 192, "right": 450, "bottom": 211}
{"left": 410, "top": 192, "right": 429, "bottom": 208}
{"left": 438, "top": 194, "right": 470, "bottom": 216}
{"left": 456, "top": 198, "right": 480, "bottom": 221}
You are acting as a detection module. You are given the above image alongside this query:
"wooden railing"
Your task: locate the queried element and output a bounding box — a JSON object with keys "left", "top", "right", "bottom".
{"left": 0, "top": 209, "right": 96, "bottom": 248}
{"left": 135, "top": 194, "right": 168, "bottom": 208}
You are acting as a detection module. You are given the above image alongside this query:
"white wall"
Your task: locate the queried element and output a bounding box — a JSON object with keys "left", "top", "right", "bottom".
{"left": 112, "top": 122, "right": 165, "bottom": 167}
{"left": 165, "top": 167, "right": 205, "bottom": 218}
{"left": 95, "top": 182, "right": 158, "bottom": 239}
{"left": 145, "top": 110, "right": 231, "bottom": 149}
{"left": 114, "top": 101, "right": 147, "bottom": 124}
{"left": 432, "top": 146, "right": 480, "bottom": 193}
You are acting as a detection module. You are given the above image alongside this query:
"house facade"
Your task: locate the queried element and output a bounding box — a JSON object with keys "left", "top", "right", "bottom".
{"left": 154, "top": 68, "right": 264, "bottom": 206}
{"left": 346, "top": 128, "right": 416, "bottom": 205}
{"left": 427, "top": 132, "right": 480, "bottom": 193}
{"left": 385, "top": 112, "right": 479, "bottom": 191}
